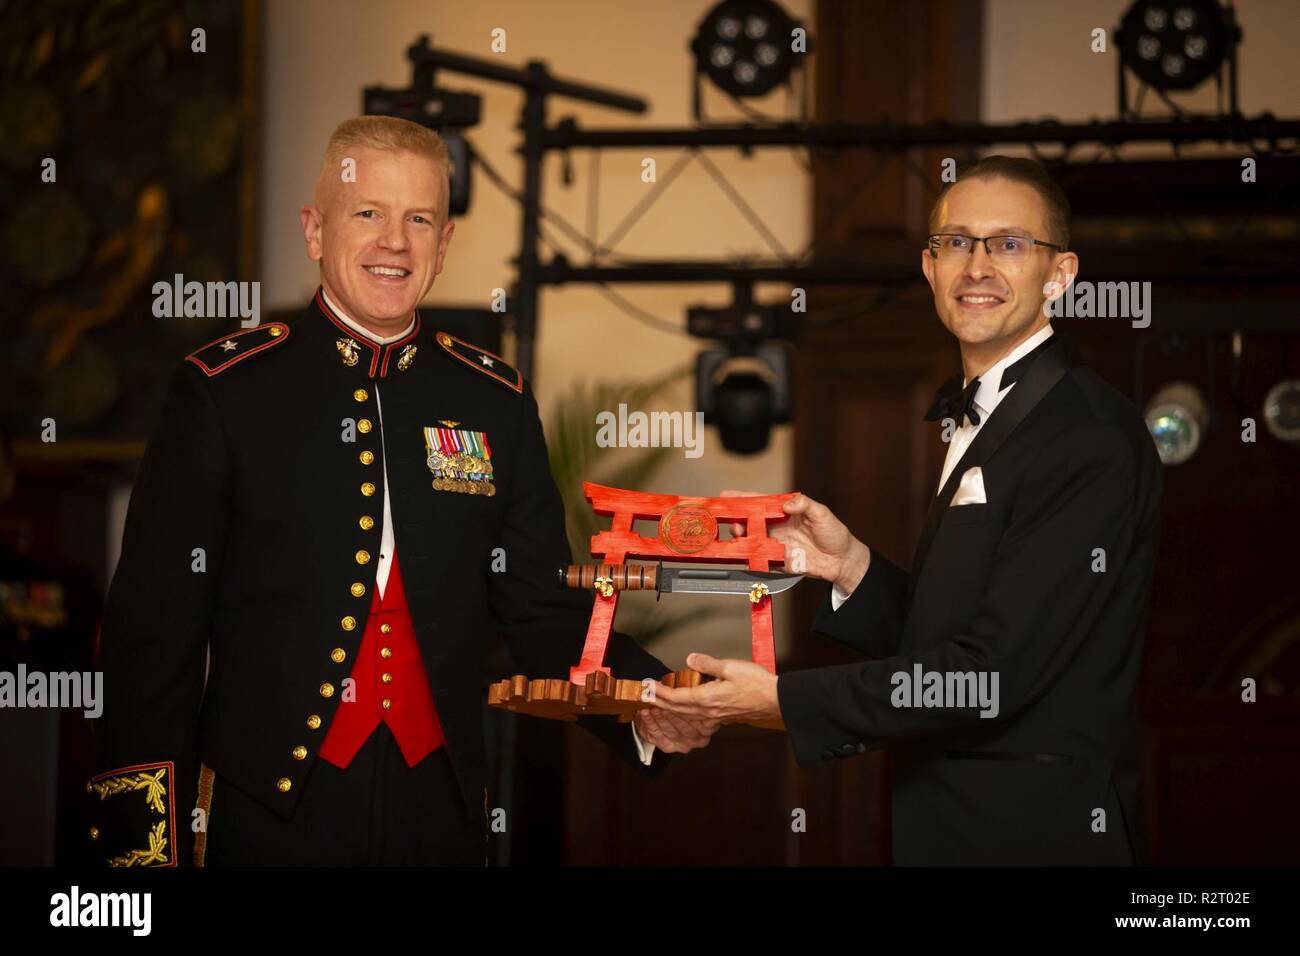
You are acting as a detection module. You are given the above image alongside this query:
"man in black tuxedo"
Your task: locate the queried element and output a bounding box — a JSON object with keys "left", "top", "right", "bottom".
{"left": 655, "top": 156, "right": 1163, "bottom": 865}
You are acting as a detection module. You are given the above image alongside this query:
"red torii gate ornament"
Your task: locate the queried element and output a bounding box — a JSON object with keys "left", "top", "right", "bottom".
{"left": 487, "top": 482, "right": 803, "bottom": 731}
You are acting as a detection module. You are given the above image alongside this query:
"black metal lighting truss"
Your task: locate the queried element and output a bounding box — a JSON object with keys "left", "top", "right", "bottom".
{"left": 535, "top": 115, "right": 1300, "bottom": 305}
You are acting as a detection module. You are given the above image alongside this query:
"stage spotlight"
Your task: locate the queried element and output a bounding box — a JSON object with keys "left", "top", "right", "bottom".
{"left": 1118, "top": 0, "right": 1239, "bottom": 92}
{"left": 696, "top": 345, "right": 792, "bottom": 455}
{"left": 1263, "top": 380, "right": 1300, "bottom": 444}
{"left": 691, "top": 0, "right": 802, "bottom": 100}
{"left": 1145, "top": 381, "right": 1210, "bottom": 465}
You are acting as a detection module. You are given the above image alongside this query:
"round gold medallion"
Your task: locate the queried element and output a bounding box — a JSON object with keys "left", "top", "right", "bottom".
{"left": 658, "top": 504, "right": 718, "bottom": 555}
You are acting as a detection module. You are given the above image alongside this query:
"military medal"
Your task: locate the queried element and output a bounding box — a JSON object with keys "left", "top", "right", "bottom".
{"left": 425, "top": 425, "right": 495, "bottom": 496}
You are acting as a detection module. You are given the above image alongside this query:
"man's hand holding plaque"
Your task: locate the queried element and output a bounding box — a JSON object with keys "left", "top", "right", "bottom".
{"left": 651, "top": 490, "right": 860, "bottom": 726}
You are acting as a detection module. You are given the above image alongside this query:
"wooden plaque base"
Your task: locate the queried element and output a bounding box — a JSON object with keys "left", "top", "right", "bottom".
{"left": 487, "top": 667, "right": 785, "bottom": 731}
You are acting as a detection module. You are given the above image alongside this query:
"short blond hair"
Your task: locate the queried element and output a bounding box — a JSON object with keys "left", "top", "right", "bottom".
{"left": 316, "top": 116, "right": 454, "bottom": 205}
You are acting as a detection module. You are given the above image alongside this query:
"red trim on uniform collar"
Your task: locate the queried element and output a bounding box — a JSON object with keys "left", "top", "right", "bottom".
{"left": 314, "top": 288, "right": 418, "bottom": 379}
{"left": 380, "top": 315, "right": 422, "bottom": 377}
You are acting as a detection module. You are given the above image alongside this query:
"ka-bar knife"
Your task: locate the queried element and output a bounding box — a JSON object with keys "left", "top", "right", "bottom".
{"left": 558, "top": 563, "right": 804, "bottom": 600}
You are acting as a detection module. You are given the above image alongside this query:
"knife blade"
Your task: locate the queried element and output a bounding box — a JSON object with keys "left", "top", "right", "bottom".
{"left": 658, "top": 565, "right": 804, "bottom": 597}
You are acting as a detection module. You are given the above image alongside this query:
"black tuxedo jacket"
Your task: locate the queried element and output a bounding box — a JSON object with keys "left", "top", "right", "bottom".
{"left": 87, "top": 291, "right": 666, "bottom": 866}
{"left": 777, "top": 337, "right": 1162, "bottom": 865}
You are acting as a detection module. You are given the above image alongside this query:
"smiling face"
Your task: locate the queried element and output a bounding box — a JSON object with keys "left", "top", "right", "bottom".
{"left": 300, "top": 146, "right": 455, "bottom": 336}
{"left": 921, "top": 176, "right": 1077, "bottom": 374}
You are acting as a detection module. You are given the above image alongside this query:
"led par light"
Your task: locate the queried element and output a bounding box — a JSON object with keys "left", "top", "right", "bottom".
{"left": 691, "top": 0, "right": 801, "bottom": 99}
{"left": 1118, "top": 0, "right": 1238, "bottom": 92}
{"left": 1145, "top": 381, "right": 1210, "bottom": 465}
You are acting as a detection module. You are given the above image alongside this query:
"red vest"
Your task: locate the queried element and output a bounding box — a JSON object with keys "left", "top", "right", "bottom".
{"left": 319, "top": 551, "right": 444, "bottom": 768}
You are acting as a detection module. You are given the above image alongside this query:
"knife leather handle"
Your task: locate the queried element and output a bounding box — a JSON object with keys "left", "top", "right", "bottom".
{"left": 558, "top": 563, "right": 658, "bottom": 591}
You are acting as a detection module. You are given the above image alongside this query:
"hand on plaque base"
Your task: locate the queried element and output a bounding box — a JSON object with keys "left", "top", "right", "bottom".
{"left": 652, "top": 652, "right": 782, "bottom": 725}
{"left": 631, "top": 705, "right": 721, "bottom": 754}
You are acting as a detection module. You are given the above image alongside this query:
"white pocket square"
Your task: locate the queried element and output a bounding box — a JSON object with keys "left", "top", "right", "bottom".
{"left": 950, "top": 466, "right": 987, "bottom": 506}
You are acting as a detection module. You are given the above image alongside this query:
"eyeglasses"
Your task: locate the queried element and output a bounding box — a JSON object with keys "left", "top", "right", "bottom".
{"left": 927, "top": 233, "right": 1065, "bottom": 263}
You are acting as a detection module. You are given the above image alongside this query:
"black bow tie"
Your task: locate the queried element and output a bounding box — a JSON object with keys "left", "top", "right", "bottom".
{"left": 924, "top": 375, "right": 982, "bottom": 426}
{"left": 924, "top": 334, "right": 1058, "bottom": 426}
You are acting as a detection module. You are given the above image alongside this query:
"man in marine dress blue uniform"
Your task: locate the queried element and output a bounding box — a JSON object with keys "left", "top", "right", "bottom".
{"left": 86, "top": 116, "right": 719, "bottom": 866}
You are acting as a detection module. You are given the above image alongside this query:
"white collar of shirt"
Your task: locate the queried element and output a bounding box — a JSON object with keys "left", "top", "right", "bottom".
{"left": 321, "top": 288, "right": 415, "bottom": 346}
{"left": 966, "top": 323, "right": 1055, "bottom": 419}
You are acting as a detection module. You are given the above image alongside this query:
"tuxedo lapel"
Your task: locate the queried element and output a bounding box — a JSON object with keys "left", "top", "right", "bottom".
{"left": 909, "top": 337, "right": 1074, "bottom": 597}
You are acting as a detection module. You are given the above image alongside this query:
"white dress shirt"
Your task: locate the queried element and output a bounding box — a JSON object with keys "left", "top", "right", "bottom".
{"left": 830, "top": 324, "right": 1055, "bottom": 611}
{"left": 322, "top": 291, "right": 657, "bottom": 763}
{"left": 321, "top": 289, "right": 413, "bottom": 600}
